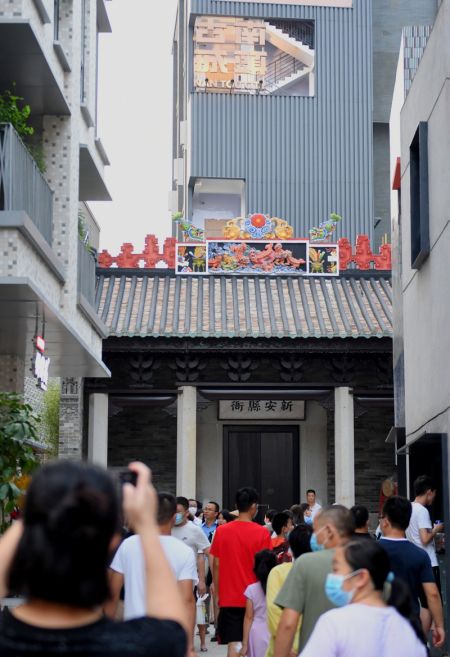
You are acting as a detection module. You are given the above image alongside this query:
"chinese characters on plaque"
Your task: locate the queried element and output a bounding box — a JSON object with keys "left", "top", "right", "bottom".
{"left": 194, "top": 16, "right": 315, "bottom": 96}
{"left": 219, "top": 400, "right": 305, "bottom": 420}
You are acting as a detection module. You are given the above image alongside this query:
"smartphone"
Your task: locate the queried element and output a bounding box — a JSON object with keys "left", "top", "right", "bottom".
{"left": 119, "top": 471, "right": 138, "bottom": 487}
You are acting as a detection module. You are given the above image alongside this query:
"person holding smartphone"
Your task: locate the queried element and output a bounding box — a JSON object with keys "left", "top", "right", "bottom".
{"left": 0, "top": 460, "right": 188, "bottom": 657}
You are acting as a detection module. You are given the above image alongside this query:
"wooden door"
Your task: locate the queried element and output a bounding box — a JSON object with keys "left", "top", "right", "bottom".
{"left": 223, "top": 426, "right": 299, "bottom": 514}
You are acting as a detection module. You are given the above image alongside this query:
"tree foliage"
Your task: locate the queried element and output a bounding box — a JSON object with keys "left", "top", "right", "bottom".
{"left": 42, "top": 381, "right": 60, "bottom": 458}
{"left": 0, "top": 393, "right": 39, "bottom": 532}
{"left": 0, "top": 86, "right": 46, "bottom": 172}
{"left": 0, "top": 87, "right": 34, "bottom": 139}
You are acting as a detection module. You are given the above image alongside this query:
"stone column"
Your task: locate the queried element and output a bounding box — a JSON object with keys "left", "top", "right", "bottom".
{"left": 334, "top": 387, "right": 355, "bottom": 507}
{"left": 59, "top": 378, "right": 84, "bottom": 460}
{"left": 87, "top": 393, "right": 109, "bottom": 467}
{"left": 177, "top": 386, "right": 197, "bottom": 497}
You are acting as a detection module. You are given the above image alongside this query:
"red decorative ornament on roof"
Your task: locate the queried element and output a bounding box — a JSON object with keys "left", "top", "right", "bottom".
{"left": 98, "top": 234, "right": 391, "bottom": 271}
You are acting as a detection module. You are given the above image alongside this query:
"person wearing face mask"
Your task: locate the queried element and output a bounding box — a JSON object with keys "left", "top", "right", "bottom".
{"left": 273, "top": 506, "right": 354, "bottom": 657}
{"left": 210, "top": 487, "right": 272, "bottom": 657}
{"left": 189, "top": 499, "right": 203, "bottom": 526}
{"left": 300, "top": 540, "right": 427, "bottom": 657}
{"left": 172, "top": 497, "right": 211, "bottom": 596}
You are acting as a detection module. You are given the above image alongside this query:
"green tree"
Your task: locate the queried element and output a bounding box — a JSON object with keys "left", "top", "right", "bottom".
{"left": 0, "top": 86, "right": 46, "bottom": 172}
{"left": 0, "top": 87, "right": 34, "bottom": 139}
{"left": 42, "top": 381, "right": 60, "bottom": 458}
{"left": 0, "top": 393, "right": 39, "bottom": 533}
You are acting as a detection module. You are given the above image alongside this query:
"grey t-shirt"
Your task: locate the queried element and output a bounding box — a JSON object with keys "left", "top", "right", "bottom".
{"left": 275, "top": 548, "right": 335, "bottom": 651}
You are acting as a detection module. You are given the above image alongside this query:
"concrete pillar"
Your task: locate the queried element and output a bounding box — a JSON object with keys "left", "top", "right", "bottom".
{"left": 334, "top": 387, "right": 355, "bottom": 507}
{"left": 88, "top": 393, "right": 109, "bottom": 467}
{"left": 177, "top": 386, "right": 197, "bottom": 497}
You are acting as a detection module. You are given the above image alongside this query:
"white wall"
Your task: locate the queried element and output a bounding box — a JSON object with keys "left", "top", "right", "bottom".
{"left": 399, "top": 1, "right": 450, "bottom": 442}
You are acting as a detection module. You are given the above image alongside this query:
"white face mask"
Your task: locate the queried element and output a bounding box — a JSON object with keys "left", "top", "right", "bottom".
{"left": 189, "top": 506, "right": 198, "bottom": 516}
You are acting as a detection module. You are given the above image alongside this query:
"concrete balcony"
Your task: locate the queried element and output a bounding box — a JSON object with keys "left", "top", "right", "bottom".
{"left": 0, "top": 124, "right": 108, "bottom": 378}
{"left": 77, "top": 239, "right": 108, "bottom": 338}
{"left": 0, "top": 123, "right": 63, "bottom": 279}
{"left": 0, "top": 19, "right": 69, "bottom": 116}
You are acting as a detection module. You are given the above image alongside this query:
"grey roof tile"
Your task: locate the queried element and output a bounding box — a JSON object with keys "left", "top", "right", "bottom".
{"left": 96, "top": 272, "right": 393, "bottom": 339}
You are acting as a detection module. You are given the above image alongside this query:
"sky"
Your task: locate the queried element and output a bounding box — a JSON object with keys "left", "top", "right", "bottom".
{"left": 90, "top": 0, "right": 178, "bottom": 254}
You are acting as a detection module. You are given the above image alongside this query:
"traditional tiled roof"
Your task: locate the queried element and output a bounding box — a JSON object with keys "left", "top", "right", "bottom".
{"left": 96, "top": 270, "right": 392, "bottom": 340}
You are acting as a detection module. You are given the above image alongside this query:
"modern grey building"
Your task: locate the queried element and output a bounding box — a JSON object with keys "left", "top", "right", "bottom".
{"left": 0, "top": 0, "right": 111, "bottom": 448}
{"left": 172, "top": 0, "right": 437, "bottom": 246}
{"left": 390, "top": 0, "right": 450, "bottom": 611}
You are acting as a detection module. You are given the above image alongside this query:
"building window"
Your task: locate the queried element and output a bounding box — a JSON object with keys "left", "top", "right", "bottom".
{"left": 53, "top": 0, "right": 60, "bottom": 41}
{"left": 410, "top": 122, "right": 429, "bottom": 269}
{"left": 80, "top": 0, "right": 88, "bottom": 103}
{"left": 192, "top": 179, "right": 245, "bottom": 236}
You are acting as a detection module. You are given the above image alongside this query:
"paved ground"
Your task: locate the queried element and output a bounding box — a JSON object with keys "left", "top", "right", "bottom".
{"left": 193, "top": 630, "right": 227, "bottom": 656}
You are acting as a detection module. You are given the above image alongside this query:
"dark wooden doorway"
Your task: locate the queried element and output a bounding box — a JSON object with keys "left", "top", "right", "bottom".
{"left": 223, "top": 426, "right": 299, "bottom": 516}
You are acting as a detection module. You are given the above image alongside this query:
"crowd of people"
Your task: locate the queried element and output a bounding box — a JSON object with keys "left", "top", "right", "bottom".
{"left": 0, "top": 461, "right": 446, "bottom": 657}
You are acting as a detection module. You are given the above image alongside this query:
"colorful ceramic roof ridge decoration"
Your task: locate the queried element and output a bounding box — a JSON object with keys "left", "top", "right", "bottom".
{"left": 309, "top": 213, "right": 342, "bottom": 242}
{"left": 222, "top": 214, "right": 294, "bottom": 240}
{"left": 98, "top": 235, "right": 176, "bottom": 269}
{"left": 98, "top": 235, "right": 391, "bottom": 272}
{"left": 204, "top": 240, "right": 312, "bottom": 276}
{"left": 173, "top": 212, "right": 205, "bottom": 242}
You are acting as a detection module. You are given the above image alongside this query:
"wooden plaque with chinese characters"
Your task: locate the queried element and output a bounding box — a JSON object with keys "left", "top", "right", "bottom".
{"left": 219, "top": 400, "right": 305, "bottom": 420}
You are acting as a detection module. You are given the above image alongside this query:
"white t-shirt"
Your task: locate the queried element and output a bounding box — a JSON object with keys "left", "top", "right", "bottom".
{"left": 110, "top": 534, "right": 198, "bottom": 620}
{"left": 310, "top": 502, "right": 322, "bottom": 520}
{"left": 406, "top": 502, "right": 437, "bottom": 567}
{"left": 171, "top": 521, "right": 211, "bottom": 556}
{"left": 301, "top": 604, "right": 427, "bottom": 657}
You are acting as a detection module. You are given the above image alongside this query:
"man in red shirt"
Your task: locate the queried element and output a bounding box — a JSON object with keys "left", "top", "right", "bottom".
{"left": 211, "top": 487, "right": 271, "bottom": 657}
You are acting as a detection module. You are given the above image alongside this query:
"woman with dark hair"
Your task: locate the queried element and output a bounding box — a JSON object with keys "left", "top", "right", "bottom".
{"left": 301, "top": 539, "right": 427, "bottom": 657}
{"left": 0, "top": 461, "right": 188, "bottom": 657}
{"left": 289, "top": 504, "right": 305, "bottom": 527}
{"left": 240, "top": 550, "right": 277, "bottom": 657}
{"left": 217, "top": 509, "right": 237, "bottom": 525}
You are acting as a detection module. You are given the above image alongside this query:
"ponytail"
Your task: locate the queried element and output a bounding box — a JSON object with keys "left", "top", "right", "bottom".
{"left": 253, "top": 549, "right": 277, "bottom": 594}
{"left": 344, "top": 540, "right": 427, "bottom": 647}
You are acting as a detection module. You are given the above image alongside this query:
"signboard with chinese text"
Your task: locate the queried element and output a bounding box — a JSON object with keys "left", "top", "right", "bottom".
{"left": 194, "top": 16, "right": 315, "bottom": 96}
{"left": 219, "top": 399, "right": 305, "bottom": 420}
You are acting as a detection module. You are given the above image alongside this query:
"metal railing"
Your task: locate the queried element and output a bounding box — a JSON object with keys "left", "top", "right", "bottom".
{"left": 268, "top": 19, "right": 315, "bottom": 49}
{"left": 0, "top": 123, "right": 53, "bottom": 245}
{"left": 265, "top": 54, "right": 304, "bottom": 89}
{"left": 78, "top": 239, "right": 97, "bottom": 307}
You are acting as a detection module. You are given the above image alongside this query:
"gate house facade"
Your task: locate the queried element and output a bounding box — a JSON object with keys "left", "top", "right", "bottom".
{"left": 81, "top": 264, "right": 394, "bottom": 512}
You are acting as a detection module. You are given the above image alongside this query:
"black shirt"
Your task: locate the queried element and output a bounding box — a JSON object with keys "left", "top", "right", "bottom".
{"left": 0, "top": 609, "right": 186, "bottom": 657}
{"left": 379, "top": 538, "right": 435, "bottom": 616}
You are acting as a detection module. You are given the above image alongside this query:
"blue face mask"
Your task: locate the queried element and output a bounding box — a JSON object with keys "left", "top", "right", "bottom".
{"left": 304, "top": 515, "right": 313, "bottom": 526}
{"left": 325, "top": 572, "right": 359, "bottom": 607}
{"left": 175, "top": 512, "right": 184, "bottom": 526}
{"left": 310, "top": 532, "right": 325, "bottom": 552}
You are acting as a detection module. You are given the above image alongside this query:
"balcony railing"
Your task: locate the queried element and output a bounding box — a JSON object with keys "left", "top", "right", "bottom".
{"left": 0, "top": 123, "right": 53, "bottom": 245}
{"left": 78, "top": 239, "right": 97, "bottom": 307}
